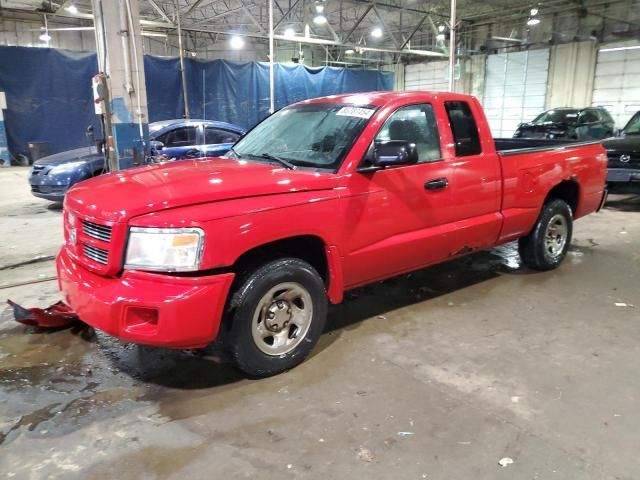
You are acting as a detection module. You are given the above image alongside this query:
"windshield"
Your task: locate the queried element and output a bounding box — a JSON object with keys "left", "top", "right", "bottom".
{"left": 532, "top": 110, "right": 579, "bottom": 125}
{"left": 623, "top": 112, "right": 640, "bottom": 135}
{"left": 227, "top": 103, "right": 376, "bottom": 170}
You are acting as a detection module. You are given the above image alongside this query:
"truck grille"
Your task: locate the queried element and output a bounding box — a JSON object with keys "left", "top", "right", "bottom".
{"left": 82, "top": 219, "right": 113, "bottom": 242}
{"left": 83, "top": 244, "right": 109, "bottom": 264}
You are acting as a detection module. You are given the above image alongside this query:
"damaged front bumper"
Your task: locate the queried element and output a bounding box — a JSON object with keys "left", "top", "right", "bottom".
{"left": 56, "top": 247, "right": 235, "bottom": 349}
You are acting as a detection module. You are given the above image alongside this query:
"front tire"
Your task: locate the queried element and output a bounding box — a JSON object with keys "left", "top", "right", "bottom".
{"left": 223, "top": 258, "right": 328, "bottom": 377}
{"left": 518, "top": 199, "right": 573, "bottom": 271}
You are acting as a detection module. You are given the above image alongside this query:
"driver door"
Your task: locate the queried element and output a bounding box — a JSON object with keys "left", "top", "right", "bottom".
{"left": 341, "top": 103, "right": 459, "bottom": 288}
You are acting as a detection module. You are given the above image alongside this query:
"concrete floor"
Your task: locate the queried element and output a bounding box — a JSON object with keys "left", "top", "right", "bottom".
{"left": 1, "top": 166, "right": 639, "bottom": 480}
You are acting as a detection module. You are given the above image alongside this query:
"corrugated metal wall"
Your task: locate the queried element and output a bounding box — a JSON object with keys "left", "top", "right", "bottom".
{"left": 483, "top": 50, "right": 550, "bottom": 137}
{"left": 592, "top": 41, "right": 640, "bottom": 128}
{"left": 404, "top": 61, "right": 449, "bottom": 91}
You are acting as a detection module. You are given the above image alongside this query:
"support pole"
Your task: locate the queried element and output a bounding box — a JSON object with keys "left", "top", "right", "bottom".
{"left": 448, "top": 0, "right": 456, "bottom": 92}
{"left": 269, "top": 0, "right": 275, "bottom": 114}
{"left": 91, "top": 0, "right": 149, "bottom": 170}
{"left": 176, "top": 2, "right": 190, "bottom": 119}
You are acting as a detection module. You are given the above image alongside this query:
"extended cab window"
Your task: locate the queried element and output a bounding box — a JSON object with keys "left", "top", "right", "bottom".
{"left": 445, "top": 101, "right": 481, "bottom": 156}
{"left": 375, "top": 104, "right": 441, "bottom": 162}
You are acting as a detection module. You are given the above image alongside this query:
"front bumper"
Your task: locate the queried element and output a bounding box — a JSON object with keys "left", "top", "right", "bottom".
{"left": 607, "top": 168, "right": 640, "bottom": 183}
{"left": 56, "top": 247, "right": 235, "bottom": 349}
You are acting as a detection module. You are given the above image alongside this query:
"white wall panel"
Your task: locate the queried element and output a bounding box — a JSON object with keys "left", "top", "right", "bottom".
{"left": 593, "top": 41, "right": 640, "bottom": 127}
{"left": 482, "top": 49, "right": 550, "bottom": 137}
{"left": 404, "top": 61, "right": 449, "bottom": 91}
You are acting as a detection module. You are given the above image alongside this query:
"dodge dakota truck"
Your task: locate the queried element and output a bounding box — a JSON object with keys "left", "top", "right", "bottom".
{"left": 57, "top": 91, "right": 607, "bottom": 377}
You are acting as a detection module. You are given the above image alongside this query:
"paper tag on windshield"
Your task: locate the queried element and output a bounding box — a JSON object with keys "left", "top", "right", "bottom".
{"left": 336, "top": 106, "right": 375, "bottom": 119}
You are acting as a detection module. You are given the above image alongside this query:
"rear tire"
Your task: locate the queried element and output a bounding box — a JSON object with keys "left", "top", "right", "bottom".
{"left": 518, "top": 199, "right": 573, "bottom": 271}
{"left": 223, "top": 258, "right": 327, "bottom": 377}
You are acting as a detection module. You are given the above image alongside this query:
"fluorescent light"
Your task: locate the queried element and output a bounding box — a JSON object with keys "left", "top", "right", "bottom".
{"left": 527, "top": 17, "right": 540, "bottom": 26}
{"left": 371, "top": 26, "right": 383, "bottom": 38}
{"left": 65, "top": 4, "right": 78, "bottom": 14}
{"left": 530, "top": 8, "right": 538, "bottom": 16}
{"left": 229, "top": 35, "right": 244, "bottom": 49}
{"left": 437, "top": 24, "right": 446, "bottom": 33}
{"left": 436, "top": 33, "right": 445, "bottom": 41}
{"left": 39, "top": 32, "right": 51, "bottom": 42}
{"left": 345, "top": 48, "right": 355, "bottom": 55}
{"left": 600, "top": 45, "right": 640, "bottom": 52}
{"left": 315, "top": 3, "right": 324, "bottom": 13}
{"left": 313, "top": 14, "right": 327, "bottom": 25}
{"left": 284, "top": 27, "right": 296, "bottom": 38}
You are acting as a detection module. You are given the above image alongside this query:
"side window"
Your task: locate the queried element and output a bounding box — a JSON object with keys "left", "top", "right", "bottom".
{"left": 579, "top": 110, "right": 599, "bottom": 124}
{"left": 164, "top": 126, "right": 197, "bottom": 147}
{"left": 205, "top": 127, "right": 240, "bottom": 145}
{"left": 445, "top": 101, "right": 481, "bottom": 156}
{"left": 375, "top": 104, "right": 441, "bottom": 162}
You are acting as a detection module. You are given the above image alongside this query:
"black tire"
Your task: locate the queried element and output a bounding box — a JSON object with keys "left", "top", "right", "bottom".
{"left": 518, "top": 199, "right": 573, "bottom": 271}
{"left": 223, "top": 258, "right": 328, "bottom": 377}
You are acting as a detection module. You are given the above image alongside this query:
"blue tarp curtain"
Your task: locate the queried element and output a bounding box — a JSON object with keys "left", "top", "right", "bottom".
{"left": 0, "top": 45, "right": 394, "bottom": 159}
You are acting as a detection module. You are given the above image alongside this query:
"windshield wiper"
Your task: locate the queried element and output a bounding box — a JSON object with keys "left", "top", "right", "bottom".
{"left": 257, "top": 153, "right": 297, "bottom": 170}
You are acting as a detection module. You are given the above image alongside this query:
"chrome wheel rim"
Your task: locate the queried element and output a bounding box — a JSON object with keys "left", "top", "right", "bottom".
{"left": 251, "top": 282, "right": 313, "bottom": 356}
{"left": 544, "top": 214, "right": 568, "bottom": 259}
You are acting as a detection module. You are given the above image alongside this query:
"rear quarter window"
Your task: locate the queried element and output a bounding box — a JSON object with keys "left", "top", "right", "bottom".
{"left": 445, "top": 101, "right": 482, "bottom": 156}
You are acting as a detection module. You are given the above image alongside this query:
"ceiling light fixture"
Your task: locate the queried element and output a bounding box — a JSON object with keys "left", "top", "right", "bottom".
{"left": 345, "top": 48, "right": 355, "bottom": 54}
{"left": 530, "top": 8, "right": 539, "bottom": 16}
{"left": 600, "top": 45, "right": 640, "bottom": 52}
{"left": 313, "top": 14, "right": 327, "bottom": 25}
{"left": 284, "top": 27, "right": 296, "bottom": 37}
{"left": 371, "top": 26, "right": 383, "bottom": 38}
{"left": 527, "top": 17, "right": 540, "bottom": 26}
{"left": 438, "top": 24, "right": 446, "bottom": 33}
{"left": 39, "top": 16, "right": 51, "bottom": 43}
{"left": 229, "top": 35, "right": 244, "bottom": 49}
{"left": 65, "top": 4, "right": 78, "bottom": 14}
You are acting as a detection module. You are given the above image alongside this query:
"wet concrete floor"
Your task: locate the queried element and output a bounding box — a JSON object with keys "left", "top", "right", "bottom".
{"left": 1, "top": 168, "right": 639, "bottom": 479}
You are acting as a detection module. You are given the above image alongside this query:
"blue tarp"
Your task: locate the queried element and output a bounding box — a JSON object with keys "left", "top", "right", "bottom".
{"left": 0, "top": 45, "right": 394, "bottom": 159}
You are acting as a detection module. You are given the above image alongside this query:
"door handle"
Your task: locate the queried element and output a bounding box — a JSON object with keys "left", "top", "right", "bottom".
{"left": 424, "top": 177, "right": 448, "bottom": 190}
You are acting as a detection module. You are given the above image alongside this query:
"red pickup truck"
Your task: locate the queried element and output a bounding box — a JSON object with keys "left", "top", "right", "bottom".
{"left": 57, "top": 91, "right": 607, "bottom": 376}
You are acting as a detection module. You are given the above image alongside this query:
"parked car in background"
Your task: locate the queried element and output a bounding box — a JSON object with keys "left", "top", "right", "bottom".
{"left": 513, "top": 107, "right": 615, "bottom": 140}
{"left": 603, "top": 110, "right": 640, "bottom": 188}
{"left": 57, "top": 91, "right": 607, "bottom": 377}
{"left": 29, "top": 119, "right": 245, "bottom": 201}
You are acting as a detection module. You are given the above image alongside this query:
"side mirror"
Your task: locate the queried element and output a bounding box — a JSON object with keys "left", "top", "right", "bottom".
{"left": 373, "top": 140, "right": 419, "bottom": 167}
{"left": 149, "top": 140, "right": 164, "bottom": 153}
{"left": 86, "top": 125, "right": 95, "bottom": 146}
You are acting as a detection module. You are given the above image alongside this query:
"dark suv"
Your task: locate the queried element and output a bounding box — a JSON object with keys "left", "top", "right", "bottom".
{"left": 603, "top": 111, "right": 640, "bottom": 188}
{"left": 513, "top": 107, "right": 615, "bottom": 140}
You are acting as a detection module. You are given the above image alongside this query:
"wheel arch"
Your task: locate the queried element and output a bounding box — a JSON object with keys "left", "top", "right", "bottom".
{"left": 544, "top": 179, "right": 580, "bottom": 215}
{"left": 230, "top": 234, "right": 344, "bottom": 304}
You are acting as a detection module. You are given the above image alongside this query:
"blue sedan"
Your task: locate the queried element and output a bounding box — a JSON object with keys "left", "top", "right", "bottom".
{"left": 29, "top": 119, "right": 246, "bottom": 201}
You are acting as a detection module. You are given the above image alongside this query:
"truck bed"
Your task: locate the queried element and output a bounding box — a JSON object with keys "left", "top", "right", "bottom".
{"left": 495, "top": 138, "right": 600, "bottom": 156}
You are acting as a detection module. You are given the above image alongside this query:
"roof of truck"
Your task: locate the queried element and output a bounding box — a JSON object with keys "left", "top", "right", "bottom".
{"left": 297, "top": 90, "right": 472, "bottom": 107}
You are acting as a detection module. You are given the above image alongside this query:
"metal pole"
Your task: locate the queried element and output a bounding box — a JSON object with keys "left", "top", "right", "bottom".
{"left": 176, "top": 2, "right": 190, "bottom": 118}
{"left": 269, "top": 0, "right": 275, "bottom": 113}
{"left": 448, "top": 0, "right": 456, "bottom": 92}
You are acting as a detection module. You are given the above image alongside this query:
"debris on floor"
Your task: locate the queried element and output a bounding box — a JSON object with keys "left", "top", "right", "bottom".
{"left": 7, "top": 299, "right": 80, "bottom": 328}
{"left": 498, "top": 457, "right": 514, "bottom": 467}
{"left": 356, "top": 446, "right": 375, "bottom": 462}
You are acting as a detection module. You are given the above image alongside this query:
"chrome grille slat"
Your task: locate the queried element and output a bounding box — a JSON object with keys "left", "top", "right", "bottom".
{"left": 83, "top": 244, "right": 109, "bottom": 264}
{"left": 82, "top": 219, "right": 112, "bottom": 242}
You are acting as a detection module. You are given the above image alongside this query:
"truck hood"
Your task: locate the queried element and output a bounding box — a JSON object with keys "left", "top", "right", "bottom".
{"left": 34, "top": 147, "right": 102, "bottom": 166}
{"left": 64, "top": 157, "right": 340, "bottom": 223}
{"left": 602, "top": 136, "right": 640, "bottom": 154}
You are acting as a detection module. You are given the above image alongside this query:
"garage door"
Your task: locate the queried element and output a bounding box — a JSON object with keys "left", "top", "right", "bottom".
{"left": 483, "top": 49, "right": 549, "bottom": 137}
{"left": 592, "top": 42, "right": 640, "bottom": 129}
{"left": 404, "top": 61, "right": 449, "bottom": 91}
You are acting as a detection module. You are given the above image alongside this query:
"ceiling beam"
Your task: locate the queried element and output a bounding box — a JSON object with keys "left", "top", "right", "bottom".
{"left": 147, "top": 0, "right": 175, "bottom": 25}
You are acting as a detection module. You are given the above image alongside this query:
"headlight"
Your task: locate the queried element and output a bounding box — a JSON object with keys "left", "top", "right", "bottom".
{"left": 124, "top": 227, "right": 204, "bottom": 272}
{"left": 50, "top": 161, "right": 87, "bottom": 174}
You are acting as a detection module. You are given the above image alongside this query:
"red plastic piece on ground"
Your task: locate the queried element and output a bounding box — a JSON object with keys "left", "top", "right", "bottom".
{"left": 7, "top": 299, "right": 80, "bottom": 328}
